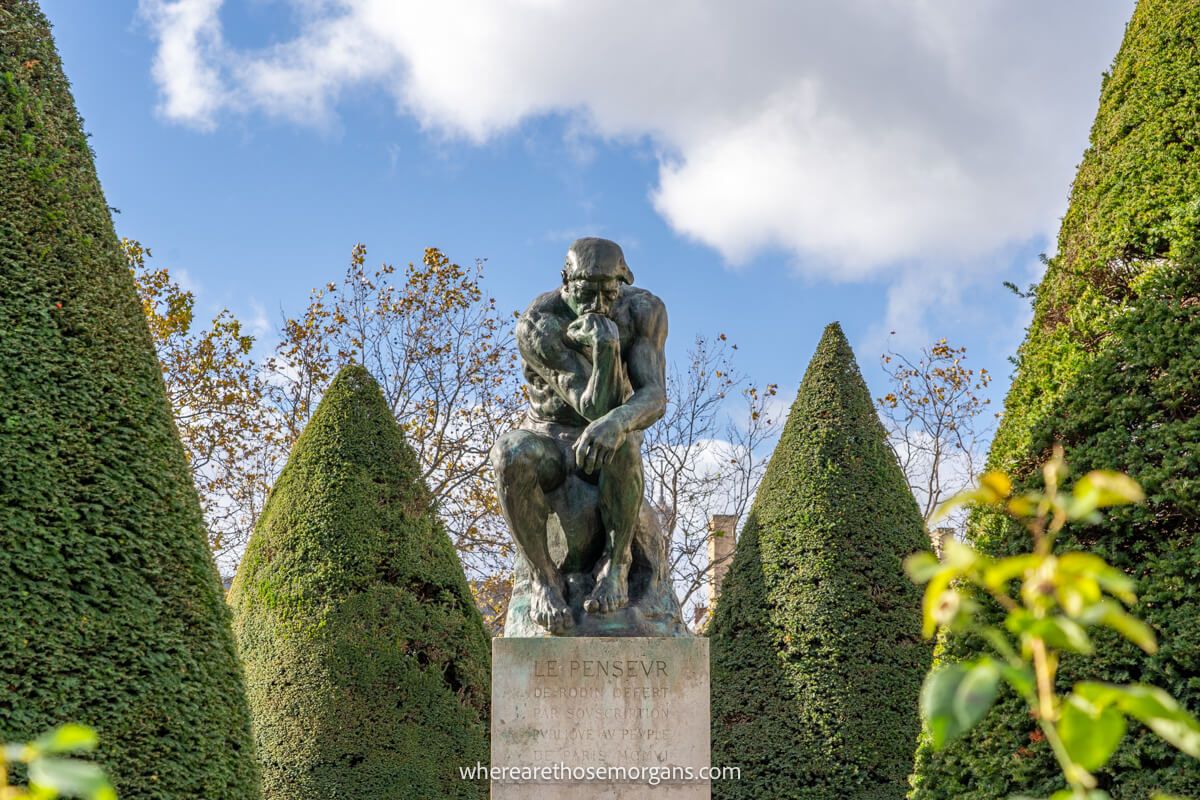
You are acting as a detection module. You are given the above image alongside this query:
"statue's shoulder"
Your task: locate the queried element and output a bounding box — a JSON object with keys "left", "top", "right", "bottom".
{"left": 519, "top": 289, "right": 567, "bottom": 328}
{"left": 617, "top": 286, "right": 667, "bottom": 336}
{"left": 618, "top": 285, "right": 664, "bottom": 312}
{"left": 523, "top": 288, "right": 565, "bottom": 318}
{"left": 516, "top": 289, "right": 568, "bottom": 351}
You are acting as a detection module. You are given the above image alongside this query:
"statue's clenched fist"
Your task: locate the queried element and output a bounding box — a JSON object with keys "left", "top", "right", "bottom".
{"left": 566, "top": 312, "right": 619, "bottom": 350}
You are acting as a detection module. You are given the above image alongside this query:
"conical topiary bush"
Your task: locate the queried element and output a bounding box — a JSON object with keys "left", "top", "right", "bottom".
{"left": 709, "top": 323, "right": 931, "bottom": 800}
{"left": 910, "top": 1, "right": 1200, "bottom": 797}
{"left": 229, "top": 364, "right": 490, "bottom": 799}
{"left": 0, "top": 2, "right": 259, "bottom": 796}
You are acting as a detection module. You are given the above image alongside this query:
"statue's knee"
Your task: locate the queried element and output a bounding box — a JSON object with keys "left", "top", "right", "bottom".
{"left": 491, "top": 432, "right": 528, "bottom": 476}
{"left": 490, "top": 432, "right": 518, "bottom": 467}
{"left": 492, "top": 432, "right": 551, "bottom": 485}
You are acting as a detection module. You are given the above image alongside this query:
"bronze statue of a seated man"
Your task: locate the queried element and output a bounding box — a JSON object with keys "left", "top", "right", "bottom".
{"left": 491, "top": 237, "right": 684, "bottom": 637}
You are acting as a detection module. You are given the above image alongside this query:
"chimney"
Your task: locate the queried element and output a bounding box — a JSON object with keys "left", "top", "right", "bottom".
{"left": 933, "top": 526, "right": 956, "bottom": 558}
{"left": 708, "top": 514, "right": 738, "bottom": 603}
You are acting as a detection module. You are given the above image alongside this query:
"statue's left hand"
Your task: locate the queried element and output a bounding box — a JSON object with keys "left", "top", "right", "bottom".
{"left": 575, "top": 416, "right": 627, "bottom": 474}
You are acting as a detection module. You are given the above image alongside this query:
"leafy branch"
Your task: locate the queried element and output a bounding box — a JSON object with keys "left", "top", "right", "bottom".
{"left": 2, "top": 725, "right": 114, "bottom": 800}
{"left": 906, "top": 446, "right": 1200, "bottom": 800}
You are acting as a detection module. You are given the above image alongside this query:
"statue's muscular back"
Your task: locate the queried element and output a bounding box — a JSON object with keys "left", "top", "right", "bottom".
{"left": 517, "top": 285, "right": 665, "bottom": 427}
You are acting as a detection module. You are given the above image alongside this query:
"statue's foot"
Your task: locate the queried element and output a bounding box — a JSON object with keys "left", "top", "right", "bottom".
{"left": 584, "top": 559, "right": 629, "bottom": 614}
{"left": 530, "top": 577, "right": 573, "bottom": 634}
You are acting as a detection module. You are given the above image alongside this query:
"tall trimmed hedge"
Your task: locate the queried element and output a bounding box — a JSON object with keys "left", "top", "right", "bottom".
{"left": 910, "top": 1, "right": 1200, "bottom": 797}
{"left": 0, "top": 2, "right": 259, "bottom": 797}
{"left": 229, "top": 365, "right": 490, "bottom": 800}
{"left": 710, "top": 323, "right": 931, "bottom": 800}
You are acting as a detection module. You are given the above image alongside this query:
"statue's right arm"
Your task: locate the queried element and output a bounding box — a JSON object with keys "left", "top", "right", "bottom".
{"left": 517, "top": 313, "right": 600, "bottom": 419}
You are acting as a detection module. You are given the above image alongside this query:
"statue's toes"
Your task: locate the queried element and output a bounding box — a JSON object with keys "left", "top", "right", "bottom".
{"left": 584, "top": 583, "right": 631, "bottom": 615}
{"left": 535, "top": 602, "right": 566, "bottom": 633}
{"left": 587, "top": 593, "right": 613, "bottom": 614}
{"left": 553, "top": 607, "right": 573, "bottom": 632}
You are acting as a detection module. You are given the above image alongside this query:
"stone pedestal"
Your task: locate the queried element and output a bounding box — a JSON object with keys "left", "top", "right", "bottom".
{"left": 491, "top": 637, "right": 710, "bottom": 799}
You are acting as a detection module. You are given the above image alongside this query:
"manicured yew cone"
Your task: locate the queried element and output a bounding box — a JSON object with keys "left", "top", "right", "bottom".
{"left": 229, "top": 365, "right": 490, "bottom": 800}
{"left": 910, "top": 1, "right": 1200, "bottom": 797}
{"left": 0, "top": 2, "right": 259, "bottom": 797}
{"left": 709, "top": 323, "right": 931, "bottom": 800}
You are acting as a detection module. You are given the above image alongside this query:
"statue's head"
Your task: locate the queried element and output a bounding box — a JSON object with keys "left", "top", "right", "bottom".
{"left": 561, "top": 237, "right": 633, "bottom": 317}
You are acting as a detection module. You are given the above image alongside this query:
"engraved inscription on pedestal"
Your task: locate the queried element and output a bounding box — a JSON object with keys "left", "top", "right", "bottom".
{"left": 492, "top": 637, "right": 710, "bottom": 799}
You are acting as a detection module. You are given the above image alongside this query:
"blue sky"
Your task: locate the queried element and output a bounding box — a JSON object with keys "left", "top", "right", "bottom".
{"left": 42, "top": 0, "right": 1135, "bottom": 418}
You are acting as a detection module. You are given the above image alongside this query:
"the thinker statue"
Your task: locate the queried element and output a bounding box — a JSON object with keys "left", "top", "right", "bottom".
{"left": 492, "top": 237, "right": 687, "bottom": 637}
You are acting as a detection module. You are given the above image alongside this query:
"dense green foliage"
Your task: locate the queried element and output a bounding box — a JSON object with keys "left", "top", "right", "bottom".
{"left": 229, "top": 365, "right": 490, "bottom": 800}
{"left": 986, "top": 0, "right": 1200, "bottom": 478}
{"left": 912, "top": 263, "right": 1200, "bottom": 799}
{"left": 910, "top": 1, "right": 1200, "bottom": 796}
{"left": 0, "top": 2, "right": 259, "bottom": 797}
{"left": 709, "top": 324, "right": 931, "bottom": 799}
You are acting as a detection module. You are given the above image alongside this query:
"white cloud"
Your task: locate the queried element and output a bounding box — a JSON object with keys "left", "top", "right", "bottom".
{"left": 140, "top": 0, "right": 226, "bottom": 129}
{"left": 138, "top": 0, "right": 1134, "bottom": 304}
{"left": 247, "top": 299, "right": 270, "bottom": 340}
{"left": 172, "top": 265, "right": 201, "bottom": 296}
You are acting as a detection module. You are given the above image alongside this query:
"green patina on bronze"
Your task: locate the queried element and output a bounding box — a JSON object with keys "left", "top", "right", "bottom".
{"left": 492, "top": 237, "right": 687, "bottom": 637}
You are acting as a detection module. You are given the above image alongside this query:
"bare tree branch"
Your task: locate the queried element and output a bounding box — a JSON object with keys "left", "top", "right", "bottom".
{"left": 644, "top": 334, "right": 778, "bottom": 628}
{"left": 876, "top": 338, "right": 993, "bottom": 551}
